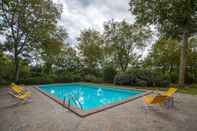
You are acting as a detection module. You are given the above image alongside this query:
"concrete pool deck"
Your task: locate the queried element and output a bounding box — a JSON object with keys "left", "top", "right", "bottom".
{"left": 0, "top": 86, "right": 197, "bottom": 131}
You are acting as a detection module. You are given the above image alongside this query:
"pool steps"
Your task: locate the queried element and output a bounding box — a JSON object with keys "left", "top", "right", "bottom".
{"left": 67, "top": 95, "right": 83, "bottom": 110}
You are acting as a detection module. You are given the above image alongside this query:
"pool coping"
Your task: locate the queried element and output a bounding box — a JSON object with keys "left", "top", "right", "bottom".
{"left": 34, "top": 83, "right": 152, "bottom": 117}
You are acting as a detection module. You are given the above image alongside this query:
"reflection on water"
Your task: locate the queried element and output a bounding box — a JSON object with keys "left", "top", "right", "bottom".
{"left": 97, "top": 88, "right": 103, "bottom": 96}
{"left": 50, "top": 90, "right": 55, "bottom": 94}
{"left": 78, "top": 96, "right": 84, "bottom": 104}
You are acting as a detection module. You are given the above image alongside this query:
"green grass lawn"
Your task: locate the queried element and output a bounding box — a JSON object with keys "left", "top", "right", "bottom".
{"left": 0, "top": 84, "right": 8, "bottom": 89}
{"left": 176, "top": 87, "right": 197, "bottom": 95}
{"left": 149, "top": 85, "right": 197, "bottom": 95}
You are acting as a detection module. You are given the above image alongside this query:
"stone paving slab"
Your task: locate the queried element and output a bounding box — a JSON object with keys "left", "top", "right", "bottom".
{"left": 0, "top": 86, "right": 197, "bottom": 131}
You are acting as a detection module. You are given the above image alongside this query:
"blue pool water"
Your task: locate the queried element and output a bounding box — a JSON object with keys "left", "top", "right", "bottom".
{"left": 39, "top": 83, "right": 144, "bottom": 111}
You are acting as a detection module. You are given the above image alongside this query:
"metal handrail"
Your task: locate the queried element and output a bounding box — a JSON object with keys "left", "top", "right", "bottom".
{"left": 67, "top": 95, "right": 83, "bottom": 110}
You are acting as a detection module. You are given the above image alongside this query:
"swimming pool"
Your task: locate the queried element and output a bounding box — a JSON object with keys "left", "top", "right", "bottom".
{"left": 38, "top": 83, "right": 148, "bottom": 117}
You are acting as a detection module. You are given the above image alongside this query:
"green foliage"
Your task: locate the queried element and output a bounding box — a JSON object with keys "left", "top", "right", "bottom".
{"left": 113, "top": 73, "right": 132, "bottom": 85}
{"left": 20, "top": 76, "right": 54, "bottom": 85}
{"left": 19, "top": 71, "right": 82, "bottom": 85}
{"left": 0, "top": 0, "right": 67, "bottom": 82}
{"left": 0, "top": 52, "right": 13, "bottom": 84}
{"left": 113, "top": 68, "right": 170, "bottom": 87}
{"left": 144, "top": 38, "right": 197, "bottom": 84}
{"left": 41, "top": 39, "right": 64, "bottom": 74}
{"left": 78, "top": 29, "right": 104, "bottom": 76}
{"left": 103, "top": 20, "right": 151, "bottom": 72}
{"left": 103, "top": 65, "right": 117, "bottom": 83}
{"left": 128, "top": 68, "right": 167, "bottom": 87}
{"left": 187, "top": 36, "right": 197, "bottom": 83}
{"left": 129, "top": 81, "right": 146, "bottom": 87}
{"left": 146, "top": 38, "right": 180, "bottom": 67}
{"left": 129, "top": 0, "right": 197, "bottom": 85}
{"left": 56, "top": 71, "right": 82, "bottom": 82}
{"left": 84, "top": 74, "right": 103, "bottom": 83}
{"left": 144, "top": 38, "right": 180, "bottom": 83}
{"left": 54, "top": 46, "right": 82, "bottom": 74}
{"left": 0, "top": 0, "right": 196, "bottom": 88}
{"left": 129, "top": 0, "right": 197, "bottom": 37}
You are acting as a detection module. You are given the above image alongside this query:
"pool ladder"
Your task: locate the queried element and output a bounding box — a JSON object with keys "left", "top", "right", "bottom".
{"left": 66, "top": 95, "right": 83, "bottom": 110}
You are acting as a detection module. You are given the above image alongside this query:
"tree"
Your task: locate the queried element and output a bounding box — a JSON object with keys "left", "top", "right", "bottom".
{"left": 146, "top": 38, "right": 180, "bottom": 70}
{"left": 55, "top": 46, "right": 82, "bottom": 73}
{"left": 144, "top": 37, "right": 197, "bottom": 83}
{"left": 42, "top": 45, "right": 83, "bottom": 82}
{"left": 103, "top": 20, "right": 151, "bottom": 72}
{"left": 103, "top": 64, "right": 117, "bottom": 83}
{"left": 78, "top": 29, "right": 104, "bottom": 76}
{"left": 129, "top": 0, "right": 197, "bottom": 86}
{"left": 144, "top": 38, "right": 180, "bottom": 82}
{"left": 187, "top": 36, "right": 197, "bottom": 83}
{"left": 0, "top": 0, "right": 65, "bottom": 82}
{"left": 40, "top": 39, "right": 65, "bottom": 74}
{"left": 0, "top": 51, "right": 13, "bottom": 83}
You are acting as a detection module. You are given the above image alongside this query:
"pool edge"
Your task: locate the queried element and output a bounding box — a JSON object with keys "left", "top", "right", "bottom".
{"left": 34, "top": 84, "right": 152, "bottom": 117}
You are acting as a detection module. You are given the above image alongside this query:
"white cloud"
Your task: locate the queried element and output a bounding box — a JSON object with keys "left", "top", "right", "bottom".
{"left": 53, "top": 0, "right": 135, "bottom": 44}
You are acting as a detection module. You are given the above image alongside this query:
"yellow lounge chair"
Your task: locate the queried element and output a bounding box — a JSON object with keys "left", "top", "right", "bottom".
{"left": 9, "top": 91, "right": 32, "bottom": 100}
{"left": 144, "top": 95, "right": 167, "bottom": 105}
{"left": 144, "top": 95, "right": 168, "bottom": 110}
{"left": 10, "top": 83, "right": 30, "bottom": 95}
{"left": 144, "top": 87, "right": 177, "bottom": 109}
{"left": 9, "top": 83, "right": 32, "bottom": 102}
{"left": 162, "top": 87, "right": 177, "bottom": 97}
{"left": 161, "top": 87, "right": 177, "bottom": 107}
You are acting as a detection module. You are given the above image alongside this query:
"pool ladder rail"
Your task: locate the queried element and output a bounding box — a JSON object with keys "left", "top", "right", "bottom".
{"left": 64, "top": 95, "right": 83, "bottom": 110}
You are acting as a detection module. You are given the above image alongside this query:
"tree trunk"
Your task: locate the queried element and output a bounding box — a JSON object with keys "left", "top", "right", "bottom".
{"left": 178, "top": 32, "right": 188, "bottom": 87}
{"left": 14, "top": 53, "right": 20, "bottom": 83}
{"left": 120, "top": 62, "right": 128, "bottom": 73}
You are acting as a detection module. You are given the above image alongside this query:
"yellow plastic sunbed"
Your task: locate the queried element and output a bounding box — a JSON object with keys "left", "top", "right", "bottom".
{"left": 9, "top": 83, "right": 32, "bottom": 101}
{"left": 9, "top": 91, "right": 32, "bottom": 100}
{"left": 162, "top": 87, "right": 177, "bottom": 97}
{"left": 144, "top": 87, "right": 177, "bottom": 109}
{"left": 10, "top": 83, "right": 29, "bottom": 95}
{"left": 144, "top": 95, "right": 167, "bottom": 105}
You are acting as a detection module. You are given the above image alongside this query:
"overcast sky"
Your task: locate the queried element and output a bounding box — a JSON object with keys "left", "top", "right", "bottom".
{"left": 53, "top": 0, "right": 135, "bottom": 43}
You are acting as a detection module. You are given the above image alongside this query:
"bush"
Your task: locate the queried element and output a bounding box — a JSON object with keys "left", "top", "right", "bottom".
{"left": 84, "top": 74, "right": 97, "bottom": 82}
{"left": 84, "top": 74, "right": 103, "bottom": 83}
{"left": 103, "top": 65, "right": 117, "bottom": 83}
{"left": 113, "top": 73, "right": 132, "bottom": 85}
{"left": 167, "top": 71, "right": 179, "bottom": 83}
{"left": 19, "top": 71, "right": 83, "bottom": 85}
{"left": 0, "top": 78, "right": 10, "bottom": 85}
{"left": 113, "top": 68, "right": 170, "bottom": 87}
{"left": 113, "top": 73, "right": 147, "bottom": 86}
{"left": 129, "top": 68, "right": 171, "bottom": 87}
{"left": 19, "top": 76, "right": 53, "bottom": 85}
{"left": 58, "top": 71, "right": 82, "bottom": 82}
{"left": 186, "top": 71, "right": 197, "bottom": 84}
{"left": 19, "top": 74, "right": 57, "bottom": 85}
{"left": 130, "top": 79, "right": 147, "bottom": 86}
